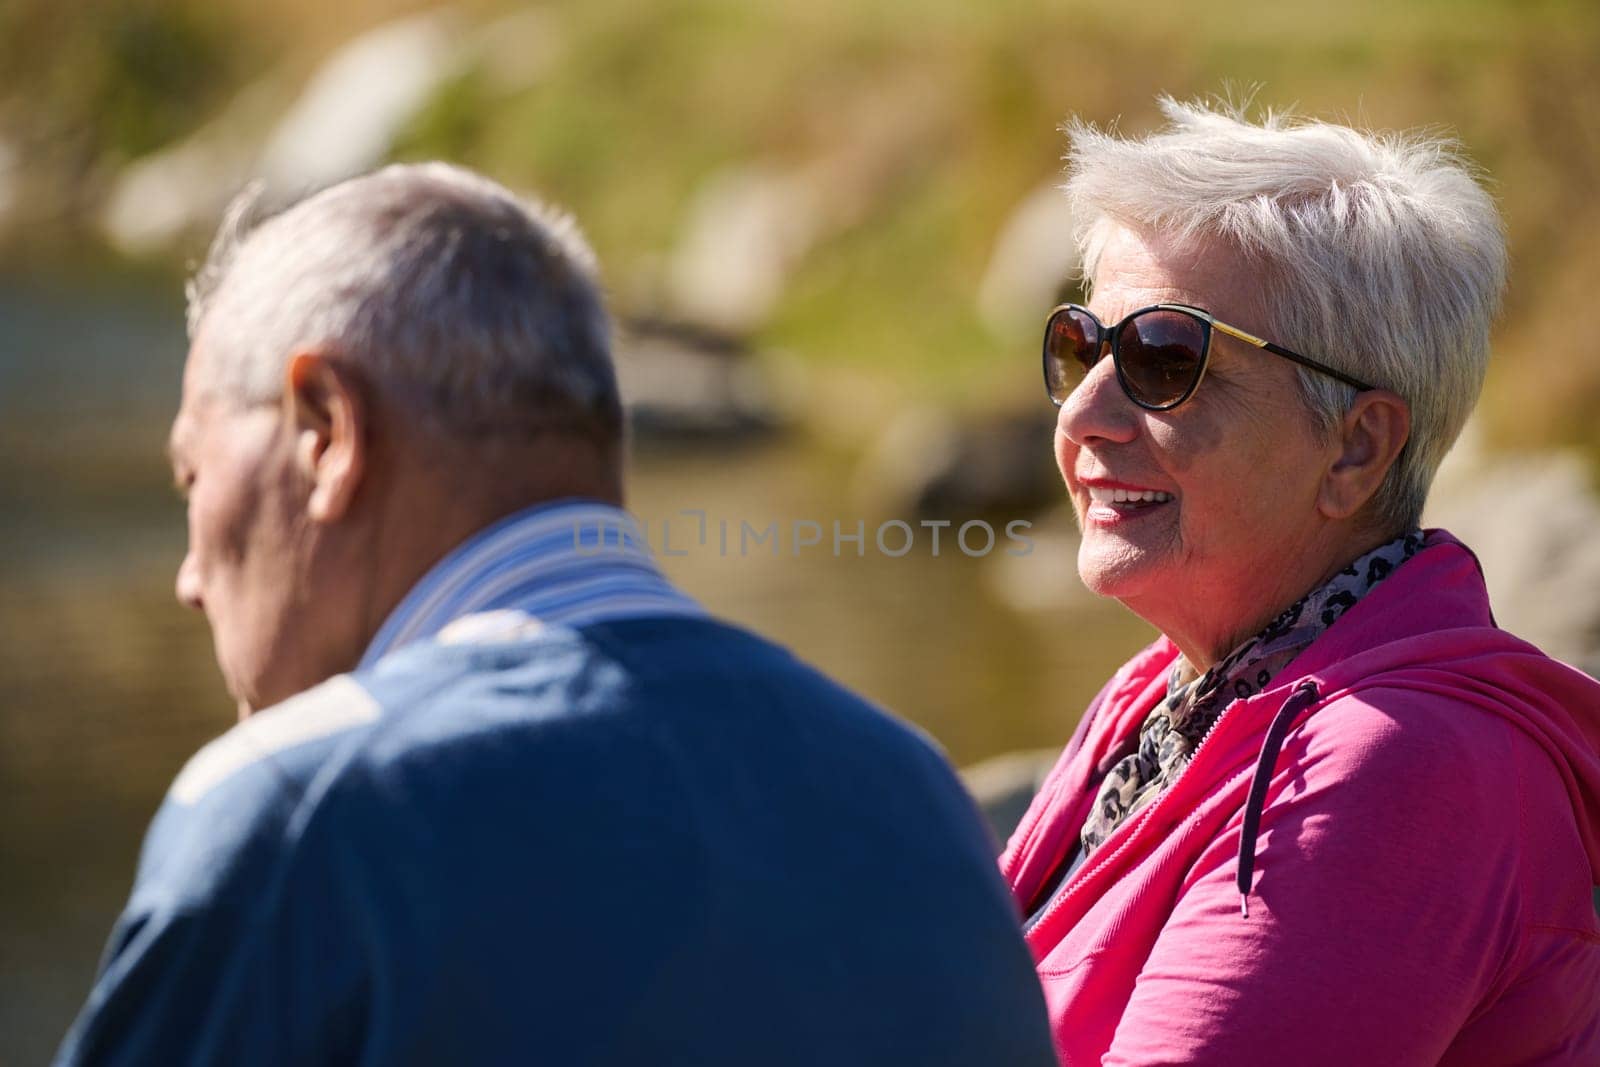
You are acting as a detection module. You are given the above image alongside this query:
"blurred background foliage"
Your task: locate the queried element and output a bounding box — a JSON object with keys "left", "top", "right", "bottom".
{"left": 3, "top": 1, "right": 1599, "bottom": 1060}
{"left": 2, "top": 0, "right": 1598, "bottom": 445}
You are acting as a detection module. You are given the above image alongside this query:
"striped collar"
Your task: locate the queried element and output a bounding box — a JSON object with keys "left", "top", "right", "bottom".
{"left": 358, "top": 499, "right": 704, "bottom": 670}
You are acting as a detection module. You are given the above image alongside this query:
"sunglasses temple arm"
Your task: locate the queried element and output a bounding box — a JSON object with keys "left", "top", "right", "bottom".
{"left": 1260, "top": 341, "right": 1377, "bottom": 392}
{"left": 1210, "top": 319, "right": 1376, "bottom": 393}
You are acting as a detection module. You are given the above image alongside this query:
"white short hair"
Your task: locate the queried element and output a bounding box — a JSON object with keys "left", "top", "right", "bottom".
{"left": 187, "top": 162, "right": 621, "bottom": 445}
{"left": 1064, "top": 97, "right": 1508, "bottom": 532}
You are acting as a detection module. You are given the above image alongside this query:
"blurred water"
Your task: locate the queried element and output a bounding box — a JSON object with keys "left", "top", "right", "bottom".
{"left": 0, "top": 274, "right": 1148, "bottom": 1062}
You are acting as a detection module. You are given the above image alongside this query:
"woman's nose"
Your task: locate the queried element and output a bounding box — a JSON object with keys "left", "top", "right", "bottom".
{"left": 1057, "top": 348, "right": 1139, "bottom": 447}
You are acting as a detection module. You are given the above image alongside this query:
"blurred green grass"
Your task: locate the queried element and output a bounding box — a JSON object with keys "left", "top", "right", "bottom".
{"left": 4, "top": 0, "right": 1599, "bottom": 459}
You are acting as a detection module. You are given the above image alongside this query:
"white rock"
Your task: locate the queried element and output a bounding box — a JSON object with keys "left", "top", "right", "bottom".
{"left": 662, "top": 79, "right": 948, "bottom": 335}
{"left": 613, "top": 318, "right": 782, "bottom": 440}
{"left": 100, "top": 79, "right": 284, "bottom": 256}
{"left": 666, "top": 166, "right": 824, "bottom": 335}
{"left": 258, "top": 11, "right": 462, "bottom": 194}
{"left": 102, "top": 6, "right": 556, "bottom": 257}
{"left": 1426, "top": 434, "right": 1600, "bottom": 674}
{"left": 977, "top": 180, "right": 1080, "bottom": 337}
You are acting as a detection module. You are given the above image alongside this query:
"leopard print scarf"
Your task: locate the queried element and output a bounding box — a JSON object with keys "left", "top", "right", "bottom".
{"left": 1078, "top": 530, "right": 1425, "bottom": 856}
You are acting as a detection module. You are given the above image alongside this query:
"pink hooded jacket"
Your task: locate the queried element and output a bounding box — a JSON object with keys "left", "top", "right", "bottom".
{"left": 1001, "top": 531, "right": 1600, "bottom": 1065}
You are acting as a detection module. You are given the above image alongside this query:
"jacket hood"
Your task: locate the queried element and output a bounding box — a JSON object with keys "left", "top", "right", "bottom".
{"left": 1287, "top": 529, "right": 1600, "bottom": 882}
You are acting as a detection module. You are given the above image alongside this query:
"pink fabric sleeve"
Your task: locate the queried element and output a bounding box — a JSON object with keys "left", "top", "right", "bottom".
{"left": 1104, "top": 692, "right": 1526, "bottom": 1066}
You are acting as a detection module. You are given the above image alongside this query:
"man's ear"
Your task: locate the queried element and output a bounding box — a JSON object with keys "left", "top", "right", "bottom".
{"left": 285, "top": 352, "right": 368, "bottom": 523}
{"left": 1318, "top": 389, "right": 1411, "bottom": 521}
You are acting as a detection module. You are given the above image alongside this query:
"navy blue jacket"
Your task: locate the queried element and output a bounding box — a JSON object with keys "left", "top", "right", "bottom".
{"left": 58, "top": 616, "right": 1056, "bottom": 1065}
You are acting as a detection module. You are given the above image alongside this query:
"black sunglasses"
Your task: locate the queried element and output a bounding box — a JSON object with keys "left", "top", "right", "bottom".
{"left": 1042, "top": 302, "right": 1375, "bottom": 411}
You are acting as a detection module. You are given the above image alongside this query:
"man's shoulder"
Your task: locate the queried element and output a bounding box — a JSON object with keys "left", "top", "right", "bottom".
{"left": 136, "top": 638, "right": 630, "bottom": 907}
{"left": 134, "top": 675, "right": 384, "bottom": 907}
{"left": 168, "top": 675, "right": 383, "bottom": 807}
{"left": 354, "top": 614, "right": 969, "bottom": 829}
{"left": 382, "top": 614, "right": 937, "bottom": 752}
{"left": 371, "top": 611, "right": 894, "bottom": 730}
{"left": 145, "top": 614, "right": 967, "bottom": 889}
{"left": 166, "top": 613, "right": 954, "bottom": 821}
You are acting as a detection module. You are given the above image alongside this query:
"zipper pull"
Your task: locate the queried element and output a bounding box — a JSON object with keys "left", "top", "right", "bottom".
{"left": 1236, "top": 680, "right": 1322, "bottom": 919}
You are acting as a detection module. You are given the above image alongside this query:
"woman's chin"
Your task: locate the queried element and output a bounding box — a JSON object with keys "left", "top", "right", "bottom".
{"left": 1076, "top": 541, "right": 1168, "bottom": 602}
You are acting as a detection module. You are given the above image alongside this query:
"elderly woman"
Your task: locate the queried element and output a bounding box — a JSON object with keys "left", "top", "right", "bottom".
{"left": 1001, "top": 99, "right": 1600, "bottom": 1065}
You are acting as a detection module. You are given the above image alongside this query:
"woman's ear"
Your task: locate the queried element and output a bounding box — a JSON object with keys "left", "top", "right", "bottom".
{"left": 284, "top": 352, "right": 368, "bottom": 523}
{"left": 1319, "top": 390, "right": 1410, "bottom": 521}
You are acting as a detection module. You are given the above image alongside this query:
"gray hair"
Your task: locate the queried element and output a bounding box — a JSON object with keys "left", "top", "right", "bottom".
{"left": 1064, "top": 97, "right": 1508, "bottom": 532}
{"left": 187, "top": 162, "right": 621, "bottom": 446}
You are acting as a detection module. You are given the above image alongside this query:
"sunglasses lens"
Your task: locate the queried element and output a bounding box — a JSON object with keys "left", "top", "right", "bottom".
{"left": 1118, "top": 309, "right": 1207, "bottom": 408}
{"left": 1043, "top": 307, "right": 1101, "bottom": 404}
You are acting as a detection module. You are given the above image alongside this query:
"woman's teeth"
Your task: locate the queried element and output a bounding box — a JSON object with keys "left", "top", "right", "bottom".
{"left": 1087, "top": 486, "right": 1174, "bottom": 505}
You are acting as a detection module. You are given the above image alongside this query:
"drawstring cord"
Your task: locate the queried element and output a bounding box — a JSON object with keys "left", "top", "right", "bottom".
{"left": 1236, "top": 679, "right": 1321, "bottom": 918}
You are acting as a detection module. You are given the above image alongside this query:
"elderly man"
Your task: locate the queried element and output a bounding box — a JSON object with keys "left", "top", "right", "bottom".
{"left": 57, "top": 164, "right": 1055, "bottom": 1066}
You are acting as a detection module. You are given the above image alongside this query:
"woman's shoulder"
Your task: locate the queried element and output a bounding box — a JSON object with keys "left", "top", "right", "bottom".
{"left": 1289, "top": 672, "right": 1597, "bottom": 889}
{"left": 1293, "top": 672, "right": 1559, "bottom": 794}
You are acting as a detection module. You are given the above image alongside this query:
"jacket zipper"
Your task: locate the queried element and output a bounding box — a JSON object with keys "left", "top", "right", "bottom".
{"left": 1026, "top": 679, "right": 1319, "bottom": 936}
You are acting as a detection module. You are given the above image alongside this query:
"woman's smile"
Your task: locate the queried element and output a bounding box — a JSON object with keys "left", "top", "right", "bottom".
{"left": 1079, "top": 480, "right": 1176, "bottom": 525}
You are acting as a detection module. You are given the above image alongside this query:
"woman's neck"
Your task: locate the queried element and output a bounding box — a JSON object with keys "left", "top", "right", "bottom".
{"left": 1134, "top": 526, "right": 1405, "bottom": 674}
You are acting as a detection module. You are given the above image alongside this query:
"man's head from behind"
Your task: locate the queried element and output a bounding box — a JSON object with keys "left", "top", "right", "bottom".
{"left": 169, "top": 163, "right": 623, "bottom": 718}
